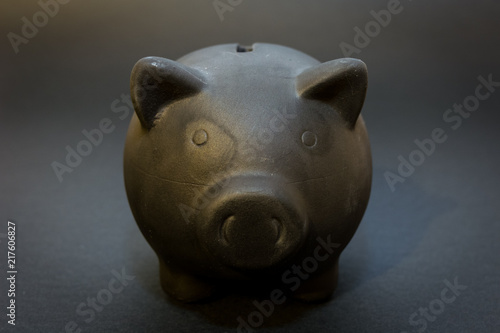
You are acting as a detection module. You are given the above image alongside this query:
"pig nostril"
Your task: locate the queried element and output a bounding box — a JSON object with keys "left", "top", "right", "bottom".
{"left": 270, "top": 217, "right": 281, "bottom": 242}
{"left": 218, "top": 214, "right": 283, "bottom": 245}
{"left": 220, "top": 215, "right": 235, "bottom": 245}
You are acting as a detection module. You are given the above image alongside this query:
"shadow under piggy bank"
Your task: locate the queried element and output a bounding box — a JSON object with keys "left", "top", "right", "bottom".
{"left": 126, "top": 232, "right": 331, "bottom": 329}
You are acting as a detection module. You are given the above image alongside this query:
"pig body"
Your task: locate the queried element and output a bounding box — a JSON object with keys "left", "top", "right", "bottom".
{"left": 124, "top": 43, "right": 371, "bottom": 302}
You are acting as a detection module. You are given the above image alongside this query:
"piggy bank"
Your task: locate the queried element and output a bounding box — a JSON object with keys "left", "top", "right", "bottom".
{"left": 124, "top": 43, "right": 371, "bottom": 302}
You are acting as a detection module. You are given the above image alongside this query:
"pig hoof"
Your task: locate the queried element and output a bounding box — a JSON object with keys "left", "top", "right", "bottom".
{"left": 159, "top": 260, "right": 216, "bottom": 302}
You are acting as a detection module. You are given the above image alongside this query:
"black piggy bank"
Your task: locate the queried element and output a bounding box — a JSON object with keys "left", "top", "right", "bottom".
{"left": 124, "top": 43, "right": 371, "bottom": 302}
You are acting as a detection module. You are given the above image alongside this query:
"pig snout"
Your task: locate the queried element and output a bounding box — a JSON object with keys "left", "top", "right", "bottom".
{"left": 197, "top": 175, "right": 309, "bottom": 271}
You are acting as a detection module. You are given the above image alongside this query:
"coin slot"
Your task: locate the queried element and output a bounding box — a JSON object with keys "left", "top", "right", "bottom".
{"left": 236, "top": 44, "right": 253, "bottom": 52}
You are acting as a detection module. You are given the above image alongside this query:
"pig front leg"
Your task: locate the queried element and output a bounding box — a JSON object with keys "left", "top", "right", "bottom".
{"left": 159, "top": 259, "right": 217, "bottom": 302}
{"left": 291, "top": 259, "right": 339, "bottom": 302}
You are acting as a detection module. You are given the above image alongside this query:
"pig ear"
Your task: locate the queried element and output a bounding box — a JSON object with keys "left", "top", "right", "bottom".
{"left": 130, "top": 57, "right": 207, "bottom": 129}
{"left": 296, "top": 58, "right": 367, "bottom": 128}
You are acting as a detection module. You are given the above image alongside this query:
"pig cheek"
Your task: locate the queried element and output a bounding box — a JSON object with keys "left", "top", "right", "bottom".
{"left": 132, "top": 176, "right": 208, "bottom": 264}
{"left": 293, "top": 175, "right": 355, "bottom": 245}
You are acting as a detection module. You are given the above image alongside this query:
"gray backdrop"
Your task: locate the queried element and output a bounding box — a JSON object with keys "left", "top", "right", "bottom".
{"left": 1, "top": 0, "right": 499, "bottom": 332}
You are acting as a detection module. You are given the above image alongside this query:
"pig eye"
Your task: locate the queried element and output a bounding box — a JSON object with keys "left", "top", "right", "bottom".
{"left": 192, "top": 129, "right": 208, "bottom": 146}
{"left": 301, "top": 131, "right": 317, "bottom": 148}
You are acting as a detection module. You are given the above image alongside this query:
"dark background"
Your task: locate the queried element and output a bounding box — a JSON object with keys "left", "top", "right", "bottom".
{"left": 1, "top": 0, "right": 499, "bottom": 332}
